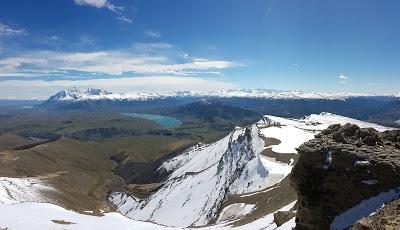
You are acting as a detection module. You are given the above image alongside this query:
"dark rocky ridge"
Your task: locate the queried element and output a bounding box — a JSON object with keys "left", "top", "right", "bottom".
{"left": 290, "top": 123, "right": 400, "bottom": 229}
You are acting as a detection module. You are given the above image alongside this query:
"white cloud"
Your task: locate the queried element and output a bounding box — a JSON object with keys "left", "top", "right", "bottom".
{"left": 338, "top": 74, "right": 349, "bottom": 84}
{"left": 47, "top": 35, "right": 61, "bottom": 41}
{"left": 117, "top": 15, "right": 133, "bottom": 24}
{"left": 0, "top": 77, "right": 238, "bottom": 99}
{"left": 145, "top": 30, "right": 162, "bottom": 38}
{"left": 79, "top": 36, "right": 94, "bottom": 45}
{"left": 73, "top": 0, "right": 121, "bottom": 11}
{"left": 0, "top": 46, "right": 239, "bottom": 77}
{"left": 133, "top": 42, "right": 173, "bottom": 50}
{"left": 0, "top": 22, "right": 26, "bottom": 36}
{"left": 73, "top": 0, "right": 132, "bottom": 23}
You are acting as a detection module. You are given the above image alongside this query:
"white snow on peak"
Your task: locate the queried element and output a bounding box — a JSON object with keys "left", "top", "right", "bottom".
{"left": 47, "top": 88, "right": 377, "bottom": 102}
{"left": 109, "top": 125, "right": 279, "bottom": 227}
{"left": 212, "top": 89, "right": 369, "bottom": 100}
{"left": 259, "top": 112, "right": 392, "bottom": 154}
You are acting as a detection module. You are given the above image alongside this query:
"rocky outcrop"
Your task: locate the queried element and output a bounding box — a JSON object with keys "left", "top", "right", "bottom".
{"left": 274, "top": 210, "right": 296, "bottom": 227}
{"left": 290, "top": 123, "right": 400, "bottom": 229}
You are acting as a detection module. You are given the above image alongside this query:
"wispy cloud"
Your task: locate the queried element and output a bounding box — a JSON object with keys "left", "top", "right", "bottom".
{"left": 145, "top": 30, "right": 162, "bottom": 38}
{"left": 0, "top": 44, "right": 239, "bottom": 77}
{"left": 73, "top": 0, "right": 121, "bottom": 11}
{"left": 47, "top": 35, "right": 61, "bottom": 41}
{"left": 338, "top": 73, "right": 349, "bottom": 84}
{"left": 133, "top": 42, "right": 173, "bottom": 51}
{"left": 73, "top": 0, "right": 133, "bottom": 24}
{"left": 117, "top": 15, "right": 133, "bottom": 24}
{"left": 0, "top": 22, "right": 27, "bottom": 36}
{"left": 79, "top": 36, "right": 94, "bottom": 45}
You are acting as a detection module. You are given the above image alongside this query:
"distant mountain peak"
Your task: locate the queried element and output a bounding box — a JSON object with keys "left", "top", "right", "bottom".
{"left": 47, "top": 88, "right": 111, "bottom": 102}
{"left": 45, "top": 88, "right": 377, "bottom": 104}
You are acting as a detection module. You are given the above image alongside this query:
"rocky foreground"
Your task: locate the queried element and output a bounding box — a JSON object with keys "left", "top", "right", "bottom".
{"left": 290, "top": 123, "right": 400, "bottom": 229}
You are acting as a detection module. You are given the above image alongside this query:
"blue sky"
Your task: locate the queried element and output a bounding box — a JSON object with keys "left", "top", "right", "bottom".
{"left": 0, "top": 0, "right": 399, "bottom": 98}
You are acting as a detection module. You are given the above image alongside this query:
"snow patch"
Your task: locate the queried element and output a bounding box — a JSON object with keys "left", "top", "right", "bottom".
{"left": 216, "top": 203, "right": 256, "bottom": 223}
{"left": 322, "top": 151, "right": 333, "bottom": 170}
{"left": 259, "top": 156, "right": 293, "bottom": 187}
{"left": 258, "top": 113, "right": 392, "bottom": 155}
{"left": 260, "top": 125, "right": 316, "bottom": 154}
{"left": 0, "top": 202, "right": 173, "bottom": 230}
{"left": 229, "top": 201, "right": 297, "bottom": 230}
{"left": 0, "top": 177, "right": 55, "bottom": 204}
{"left": 354, "top": 160, "right": 371, "bottom": 166}
{"left": 330, "top": 187, "right": 400, "bottom": 230}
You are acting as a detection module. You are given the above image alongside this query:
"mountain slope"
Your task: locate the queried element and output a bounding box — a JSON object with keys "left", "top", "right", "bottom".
{"left": 109, "top": 125, "right": 277, "bottom": 227}
{"left": 0, "top": 112, "right": 394, "bottom": 229}
{"left": 109, "top": 112, "right": 392, "bottom": 228}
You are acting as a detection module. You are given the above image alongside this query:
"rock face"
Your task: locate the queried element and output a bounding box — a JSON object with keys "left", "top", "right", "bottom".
{"left": 274, "top": 210, "right": 296, "bottom": 227}
{"left": 290, "top": 123, "right": 400, "bottom": 229}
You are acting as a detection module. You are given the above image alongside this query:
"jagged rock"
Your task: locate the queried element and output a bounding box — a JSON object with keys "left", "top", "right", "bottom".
{"left": 290, "top": 124, "right": 400, "bottom": 229}
{"left": 274, "top": 210, "right": 296, "bottom": 227}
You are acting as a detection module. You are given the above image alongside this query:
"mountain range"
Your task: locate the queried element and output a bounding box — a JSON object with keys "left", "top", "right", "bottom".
{"left": 39, "top": 88, "right": 400, "bottom": 128}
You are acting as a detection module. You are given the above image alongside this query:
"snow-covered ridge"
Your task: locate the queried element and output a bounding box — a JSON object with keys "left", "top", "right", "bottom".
{"left": 109, "top": 125, "right": 276, "bottom": 227}
{"left": 259, "top": 112, "right": 392, "bottom": 154}
{"left": 45, "top": 88, "right": 384, "bottom": 102}
{"left": 264, "top": 112, "right": 392, "bottom": 132}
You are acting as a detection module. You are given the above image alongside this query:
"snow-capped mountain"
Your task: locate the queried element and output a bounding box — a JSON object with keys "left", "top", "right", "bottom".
{"left": 44, "top": 88, "right": 379, "bottom": 103}
{"left": 109, "top": 125, "right": 278, "bottom": 227}
{"left": 108, "top": 112, "right": 393, "bottom": 228}
{"left": 47, "top": 88, "right": 112, "bottom": 102}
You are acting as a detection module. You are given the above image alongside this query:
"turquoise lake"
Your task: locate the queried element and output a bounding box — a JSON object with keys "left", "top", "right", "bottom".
{"left": 121, "top": 112, "right": 182, "bottom": 128}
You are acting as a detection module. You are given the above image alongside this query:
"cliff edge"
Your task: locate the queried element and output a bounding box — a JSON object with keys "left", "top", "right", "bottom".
{"left": 290, "top": 123, "right": 400, "bottom": 229}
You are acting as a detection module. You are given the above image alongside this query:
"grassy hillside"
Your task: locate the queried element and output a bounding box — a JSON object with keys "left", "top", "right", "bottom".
{"left": 0, "top": 102, "right": 261, "bottom": 212}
